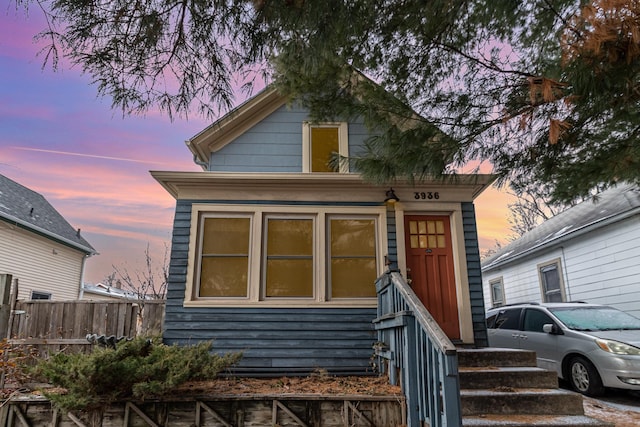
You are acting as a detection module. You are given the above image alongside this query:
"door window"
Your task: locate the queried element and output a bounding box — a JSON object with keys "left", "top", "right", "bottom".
{"left": 523, "top": 309, "right": 555, "bottom": 333}
{"left": 493, "top": 308, "right": 522, "bottom": 330}
{"left": 408, "top": 219, "right": 446, "bottom": 249}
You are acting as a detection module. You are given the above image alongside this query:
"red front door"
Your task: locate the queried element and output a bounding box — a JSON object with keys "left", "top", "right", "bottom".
{"left": 404, "top": 215, "right": 460, "bottom": 340}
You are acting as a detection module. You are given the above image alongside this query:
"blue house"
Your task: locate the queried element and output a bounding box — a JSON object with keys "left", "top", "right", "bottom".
{"left": 152, "top": 86, "right": 493, "bottom": 376}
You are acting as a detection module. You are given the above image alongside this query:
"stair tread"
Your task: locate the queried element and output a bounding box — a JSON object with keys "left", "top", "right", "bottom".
{"left": 459, "top": 366, "right": 552, "bottom": 373}
{"left": 461, "top": 388, "right": 579, "bottom": 396}
{"left": 462, "top": 414, "right": 613, "bottom": 426}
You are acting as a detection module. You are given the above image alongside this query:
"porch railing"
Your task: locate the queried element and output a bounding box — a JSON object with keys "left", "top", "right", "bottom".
{"left": 373, "top": 271, "right": 461, "bottom": 427}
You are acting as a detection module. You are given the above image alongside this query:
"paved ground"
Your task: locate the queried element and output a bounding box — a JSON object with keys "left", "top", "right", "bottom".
{"left": 582, "top": 390, "right": 640, "bottom": 426}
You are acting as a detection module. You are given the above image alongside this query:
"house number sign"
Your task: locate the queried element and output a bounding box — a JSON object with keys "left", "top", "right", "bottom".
{"left": 414, "top": 191, "right": 440, "bottom": 200}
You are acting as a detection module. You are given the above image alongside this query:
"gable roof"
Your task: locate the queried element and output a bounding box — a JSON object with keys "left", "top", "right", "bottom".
{"left": 0, "top": 174, "right": 96, "bottom": 254}
{"left": 482, "top": 183, "right": 640, "bottom": 271}
{"left": 186, "top": 86, "right": 287, "bottom": 165}
{"left": 185, "top": 73, "right": 451, "bottom": 168}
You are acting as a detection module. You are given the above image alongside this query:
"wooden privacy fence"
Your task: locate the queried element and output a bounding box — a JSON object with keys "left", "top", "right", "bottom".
{"left": 7, "top": 300, "right": 165, "bottom": 355}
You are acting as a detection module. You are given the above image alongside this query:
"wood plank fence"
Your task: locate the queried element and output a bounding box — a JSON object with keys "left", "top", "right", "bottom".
{"left": 6, "top": 300, "right": 165, "bottom": 356}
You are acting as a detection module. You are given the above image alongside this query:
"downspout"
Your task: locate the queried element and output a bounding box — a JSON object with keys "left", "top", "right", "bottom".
{"left": 560, "top": 246, "right": 571, "bottom": 301}
{"left": 78, "top": 253, "right": 91, "bottom": 299}
{"left": 193, "top": 155, "right": 208, "bottom": 169}
{"left": 191, "top": 141, "right": 209, "bottom": 170}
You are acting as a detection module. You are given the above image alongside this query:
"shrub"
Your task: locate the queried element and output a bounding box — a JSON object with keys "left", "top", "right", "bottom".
{"left": 0, "top": 339, "right": 38, "bottom": 391}
{"left": 30, "top": 337, "right": 241, "bottom": 411}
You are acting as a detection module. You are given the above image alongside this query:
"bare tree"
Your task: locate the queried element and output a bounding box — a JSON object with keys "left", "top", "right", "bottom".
{"left": 505, "top": 189, "right": 567, "bottom": 240}
{"left": 110, "top": 243, "right": 169, "bottom": 301}
{"left": 106, "top": 243, "right": 169, "bottom": 333}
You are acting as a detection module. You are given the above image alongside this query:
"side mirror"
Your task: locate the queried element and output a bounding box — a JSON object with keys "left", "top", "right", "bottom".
{"left": 543, "top": 323, "right": 563, "bottom": 335}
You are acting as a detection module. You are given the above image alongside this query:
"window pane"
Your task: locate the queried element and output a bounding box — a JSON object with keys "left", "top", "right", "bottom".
{"left": 202, "top": 217, "right": 250, "bottom": 254}
{"left": 542, "top": 267, "right": 560, "bottom": 292}
{"left": 330, "top": 219, "right": 376, "bottom": 256}
{"left": 437, "top": 235, "right": 446, "bottom": 248}
{"left": 491, "top": 282, "right": 504, "bottom": 306}
{"left": 330, "top": 218, "right": 377, "bottom": 299}
{"left": 265, "top": 218, "right": 314, "bottom": 298}
{"left": 428, "top": 235, "right": 437, "bottom": 248}
{"left": 494, "top": 308, "right": 522, "bottom": 330}
{"left": 523, "top": 309, "right": 554, "bottom": 332}
{"left": 199, "top": 217, "right": 250, "bottom": 298}
{"left": 311, "top": 127, "right": 339, "bottom": 172}
{"left": 265, "top": 259, "right": 313, "bottom": 297}
{"left": 409, "top": 221, "right": 418, "bottom": 234}
{"left": 200, "top": 257, "right": 248, "bottom": 297}
{"left": 410, "top": 235, "right": 419, "bottom": 249}
{"left": 331, "top": 258, "right": 377, "bottom": 298}
{"left": 540, "top": 263, "right": 562, "bottom": 302}
{"left": 267, "top": 219, "right": 313, "bottom": 255}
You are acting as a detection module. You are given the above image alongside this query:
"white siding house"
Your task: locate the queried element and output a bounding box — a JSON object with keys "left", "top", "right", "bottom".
{"left": 0, "top": 174, "right": 96, "bottom": 301}
{"left": 482, "top": 183, "right": 640, "bottom": 318}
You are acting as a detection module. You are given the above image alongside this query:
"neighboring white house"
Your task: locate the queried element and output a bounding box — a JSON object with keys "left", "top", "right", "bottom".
{"left": 80, "top": 282, "right": 140, "bottom": 301}
{"left": 482, "top": 183, "right": 640, "bottom": 318}
{"left": 0, "top": 174, "right": 96, "bottom": 300}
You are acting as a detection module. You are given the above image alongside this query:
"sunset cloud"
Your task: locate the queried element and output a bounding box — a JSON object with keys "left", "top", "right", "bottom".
{"left": 9, "top": 146, "right": 174, "bottom": 165}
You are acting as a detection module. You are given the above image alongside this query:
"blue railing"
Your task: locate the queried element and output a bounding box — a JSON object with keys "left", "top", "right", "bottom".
{"left": 373, "top": 271, "right": 462, "bottom": 427}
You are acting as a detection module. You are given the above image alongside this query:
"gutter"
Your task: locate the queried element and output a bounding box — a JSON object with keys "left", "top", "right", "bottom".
{"left": 483, "top": 206, "right": 640, "bottom": 272}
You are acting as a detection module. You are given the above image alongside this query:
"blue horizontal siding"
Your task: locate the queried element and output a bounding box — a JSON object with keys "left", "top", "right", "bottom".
{"left": 462, "top": 202, "right": 488, "bottom": 346}
{"left": 163, "top": 199, "right": 379, "bottom": 375}
{"left": 209, "top": 104, "right": 372, "bottom": 173}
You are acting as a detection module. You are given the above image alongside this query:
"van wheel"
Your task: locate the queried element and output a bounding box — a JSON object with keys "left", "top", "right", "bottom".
{"left": 568, "top": 356, "right": 604, "bottom": 396}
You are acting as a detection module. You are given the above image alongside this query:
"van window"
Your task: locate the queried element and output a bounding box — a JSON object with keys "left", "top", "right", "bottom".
{"left": 493, "top": 308, "right": 522, "bottom": 330}
{"left": 523, "top": 309, "right": 554, "bottom": 332}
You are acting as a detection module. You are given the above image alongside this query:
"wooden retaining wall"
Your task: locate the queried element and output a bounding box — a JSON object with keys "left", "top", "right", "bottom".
{"left": 0, "top": 394, "right": 405, "bottom": 427}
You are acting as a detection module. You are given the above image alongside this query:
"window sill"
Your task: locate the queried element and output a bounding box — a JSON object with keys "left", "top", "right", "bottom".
{"left": 183, "top": 299, "right": 378, "bottom": 308}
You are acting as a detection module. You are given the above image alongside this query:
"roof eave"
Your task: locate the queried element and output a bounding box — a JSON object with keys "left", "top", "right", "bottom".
{"left": 482, "top": 206, "right": 640, "bottom": 271}
{"left": 186, "top": 87, "right": 288, "bottom": 163}
{"left": 0, "top": 213, "right": 96, "bottom": 255}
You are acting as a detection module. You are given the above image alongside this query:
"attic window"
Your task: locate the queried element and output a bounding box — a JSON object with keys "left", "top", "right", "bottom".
{"left": 302, "top": 122, "right": 349, "bottom": 173}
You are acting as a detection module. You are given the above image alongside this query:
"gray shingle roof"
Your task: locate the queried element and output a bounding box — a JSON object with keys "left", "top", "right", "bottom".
{"left": 482, "top": 183, "right": 640, "bottom": 271}
{"left": 0, "top": 174, "right": 95, "bottom": 254}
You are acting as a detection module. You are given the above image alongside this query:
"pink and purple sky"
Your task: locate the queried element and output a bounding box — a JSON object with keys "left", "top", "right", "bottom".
{"left": 0, "top": 6, "right": 514, "bottom": 285}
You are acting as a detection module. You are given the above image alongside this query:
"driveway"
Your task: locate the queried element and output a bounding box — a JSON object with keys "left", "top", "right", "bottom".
{"left": 582, "top": 390, "right": 640, "bottom": 426}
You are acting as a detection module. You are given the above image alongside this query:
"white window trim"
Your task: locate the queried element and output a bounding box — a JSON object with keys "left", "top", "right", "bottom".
{"left": 185, "top": 204, "right": 386, "bottom": 307}
{"left": 489, "top": 277, "right": 505, "bottom": 307}
{"left": 261, "top": 213, "right": 317, "bottom": 301}
{"left": 195, "top": 212, "right": 254, "bottom": 301}
{"left": 537, "top": 258, "right": 566, "bottom": 303}
{"left": 302, "top": 122, "right": 349, "bottom": 173}
{"left": 326, "top": 214, "right": 380, "bottom": 301}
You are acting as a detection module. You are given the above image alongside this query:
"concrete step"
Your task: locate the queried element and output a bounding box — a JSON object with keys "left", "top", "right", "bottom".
{"left": 462, "top": 414, "right": 614, "bottom": 426}
{"left": 458, "top": 348, "right": 612, "bottom": 427}
{"left": 459, "top": 366, "right": 558, "bottom": 389}
{"left": 460, "top": 388, "right": 584, "bottom": 416}
{"left": 458, "top": 348, "right": 537, "bottom": 368}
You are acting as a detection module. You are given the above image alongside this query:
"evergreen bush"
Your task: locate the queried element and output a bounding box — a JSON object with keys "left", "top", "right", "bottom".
{"left": 30, "top": 337, "right": 241, "bottom": 411}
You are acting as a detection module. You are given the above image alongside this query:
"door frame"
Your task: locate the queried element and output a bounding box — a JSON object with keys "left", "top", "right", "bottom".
{"left": 393, "top": 202, "right": 475, "bottom": 344}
